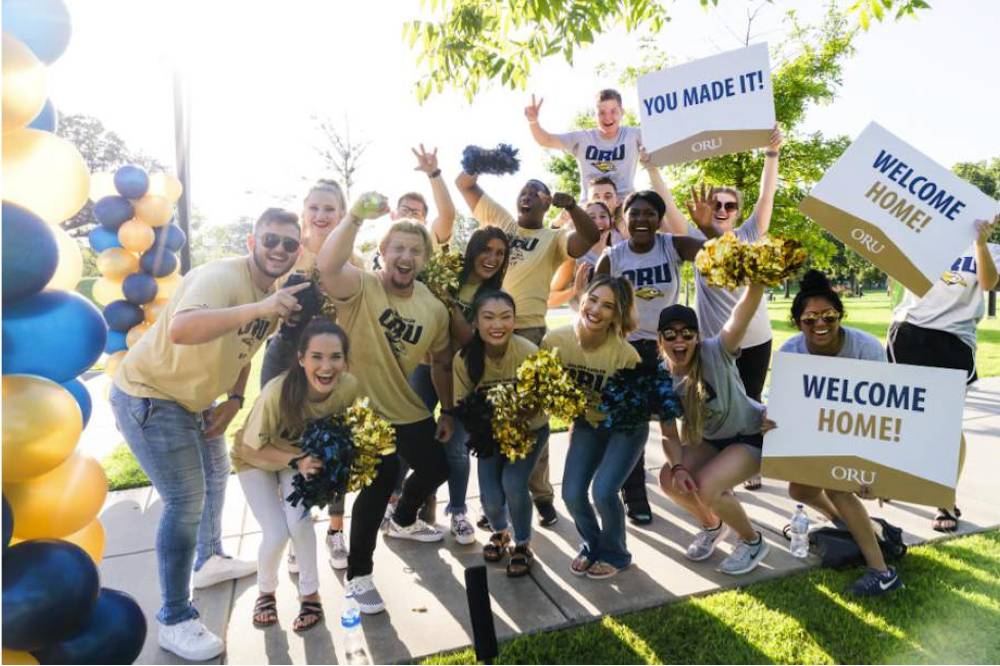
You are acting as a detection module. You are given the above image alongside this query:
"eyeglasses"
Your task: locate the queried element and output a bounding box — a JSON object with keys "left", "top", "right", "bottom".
{"left": 660, "top": 328, "right": 697, "bottom": 341}
{"left": 799, "top": 309, "right": 841, "bottom": 326}
{"left": 397, "top": 204, "right": 426, "bottom": 220}
{"left": 714, "top": 201, "right": 739, "bottom": 212}
{"left": 259, "top": 233, "right": 300, "bottom": 253}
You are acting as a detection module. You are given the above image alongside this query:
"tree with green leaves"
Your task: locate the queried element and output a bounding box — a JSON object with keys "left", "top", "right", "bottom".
{"left": 953, "top": 158, "right": 1000, "bottom": 244}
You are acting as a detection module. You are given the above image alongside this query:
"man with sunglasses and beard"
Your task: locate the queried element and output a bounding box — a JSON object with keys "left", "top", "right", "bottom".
{"left": 110, "top": 208, "right": 308, "bottom": 661}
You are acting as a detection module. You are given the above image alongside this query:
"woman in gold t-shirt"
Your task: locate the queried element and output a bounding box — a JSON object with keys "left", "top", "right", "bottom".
{"left": 543, "top": 275, "right": 646, "bottom": 580}
{"left": 232, "top": 319, "right": 357, "bottom": 633}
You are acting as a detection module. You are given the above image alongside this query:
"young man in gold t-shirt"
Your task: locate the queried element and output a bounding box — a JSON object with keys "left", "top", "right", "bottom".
{"left": 110, "top": 208, "right": 308, "bottom": 661}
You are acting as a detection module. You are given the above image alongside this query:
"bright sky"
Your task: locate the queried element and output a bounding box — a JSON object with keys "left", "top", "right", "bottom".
{"left": 50, "top": 0, "right": 1000, "bottom": 227}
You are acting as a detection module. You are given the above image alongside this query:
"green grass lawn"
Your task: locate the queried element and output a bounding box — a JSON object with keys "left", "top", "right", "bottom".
{"left": 423, "top": 530, "right": 1000, "bottom": 665}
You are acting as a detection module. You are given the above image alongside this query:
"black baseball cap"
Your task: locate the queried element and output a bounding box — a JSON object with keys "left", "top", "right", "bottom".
{"left": 658, "top": 304, "right": 699, "bottom": 332}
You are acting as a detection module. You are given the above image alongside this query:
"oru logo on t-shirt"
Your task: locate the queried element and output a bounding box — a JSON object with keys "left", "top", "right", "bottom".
{"left": 509, "top": 235, "right": 540, "bottom": 266}
{"left": 379, "top": 308, "right": 423, "bottom": 359}
{"left": 237, "top": 318, "right": 272, "bottom": 360}
{"left": 584, "top": 144, "right": 627, "bottom": 176}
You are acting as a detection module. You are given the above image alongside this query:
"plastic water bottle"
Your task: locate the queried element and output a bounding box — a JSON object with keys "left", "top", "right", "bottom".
{"left": 789, "top": 504, "right": 811, "bottom": 558}
{"left": 341, "top": 595, "right": 370, "bottom": 665}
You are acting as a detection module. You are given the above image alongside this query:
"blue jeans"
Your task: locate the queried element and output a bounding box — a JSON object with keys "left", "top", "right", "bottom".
{"left": 562, "top": 419, "right": 649, "bottom": 568}
{"left": 478, "top": 427, "right": 549, "bottom": 543}
{"left": 109, "top": 385, "right": 230, "bottom": 625}
{"left": 407, "top": 363, "right": 470, "bottom": 515}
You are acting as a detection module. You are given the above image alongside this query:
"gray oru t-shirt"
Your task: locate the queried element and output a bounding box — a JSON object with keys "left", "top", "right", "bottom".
{"left": 673, "top": 335, "right": 764, "bottom": 441}
{"left": 604, "top": 233, "right": 683, "bottom": 341}
{"left": 893, "top": 243, "right": 1000, "bottom": 352}
{"left": 556, "top": 126, "right": 642, "bottom": 201}
{"left": 779, "top": 326, "right": 886, "bottom": 361}
{"left": 691, "top": 215, "right": 773, "bottom": 348}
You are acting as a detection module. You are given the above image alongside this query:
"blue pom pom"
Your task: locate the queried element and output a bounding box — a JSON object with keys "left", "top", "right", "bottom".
{"left": 461, "top": 144, "right": 520, "bottom": 176}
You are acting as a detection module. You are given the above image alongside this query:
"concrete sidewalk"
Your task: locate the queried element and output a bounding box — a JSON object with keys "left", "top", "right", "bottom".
{"left": 97, "top": 378, "right": 1000, "bottom": 665}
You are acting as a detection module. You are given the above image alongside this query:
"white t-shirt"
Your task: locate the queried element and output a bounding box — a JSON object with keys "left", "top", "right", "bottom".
{"left": 893, "top": 243, "right": 1000, "bottom": 352}
{"left": 556, "top": 126, "right": 642, "bottom": 200}
{"left": 603, "top": 234, "right": 683, "bottom": 341}
{"left": 691, "top": 215, "right": 773, "bottom": 348}
{"left": 780, "top": 326, "right": 886, "bottom": 361}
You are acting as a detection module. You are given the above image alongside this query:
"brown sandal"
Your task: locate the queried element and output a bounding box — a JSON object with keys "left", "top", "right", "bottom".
{"left": 483, "top": 531, "right": 511, "bottom": 563}
{"left": 293, "top": 600, "right": 324, "bottom": 633}
{"left": 506, "top": 543, "right": 534, "bottom": 577}
{"left": 252, "top": 593, "right": 277, "bottom": 628}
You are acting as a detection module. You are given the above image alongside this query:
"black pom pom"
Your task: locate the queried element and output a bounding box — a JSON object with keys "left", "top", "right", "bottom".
{"left": 461, "top": 144, "right": 520, "bottom": 176}
{"left": 445, "top": 391, "right": 497, "bottom": 458}
{"left": 277, "top": 274, "right": 322, "bottom": 342}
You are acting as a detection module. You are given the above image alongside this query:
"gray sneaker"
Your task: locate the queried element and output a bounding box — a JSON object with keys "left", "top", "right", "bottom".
{"left": 718, "top": 533, "right": 769, "bottom": 575}
{"left": 326, "top": 531, "right": 348, "bottom": 570}
{"left": 685, "top": 522, "right": 731, "bottom": 561}
{"left": 385, "top": 517, "right": 444, "bottom": 543}
{"left": 346, "top": 574, "right": 385, "bottom": 614}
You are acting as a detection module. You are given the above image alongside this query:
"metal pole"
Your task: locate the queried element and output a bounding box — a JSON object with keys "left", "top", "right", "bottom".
{"left": 173, "top": 68, "right": 192, "bottom": 274}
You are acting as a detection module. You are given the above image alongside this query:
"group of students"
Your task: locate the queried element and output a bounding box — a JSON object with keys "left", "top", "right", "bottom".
{"left": 108, "top": 88, "right": 1000, "bottom": 662}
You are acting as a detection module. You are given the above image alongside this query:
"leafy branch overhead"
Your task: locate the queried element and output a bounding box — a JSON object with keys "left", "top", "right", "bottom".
{"left": 404, "top": 0, "right": 930, "bottom": 102}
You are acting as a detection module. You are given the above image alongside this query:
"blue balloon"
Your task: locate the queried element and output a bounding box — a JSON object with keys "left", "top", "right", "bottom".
{"left": 139, "top": 248, "right": 178, "bottom": 277}
{"left": 122, "top": 272, "right": 158, "bottom": 305}
{"left": 2, "top": 291, "right": 107, "bottom": 383}
{"left": 154, "top": 224, "right": 187, "bottom": 252}
{"left": 88, "top": 225, "right": 122, "bottom": 252}
{"left": 34, "top": 588, "right": 147, "bottom": 665}
{"left": 104, "top": 329, "right": 128, "bottom": 354}
{"left": 114, "top": 165, "right": 149, "bottom": 200}
{"left": 2, "top": 202, "right": 58, "bottom": 303}
{"left": 2, "top": 496, "right": 12, "bottom": 549}
{"left": 103, "top": 300, "right": 144, "bottom": 333}
{"left": 27, "top": 98, "right": 58, "bottom": 132}
{"left": 93, "top": 196, "right": 133, "bottom": 231}
{"left": 1, "top": 0, "right": 72, "bottom": 65}
{"left": 1, "top": 540, "right": 100, "bottom": 651}
{"left": 60, "top": 378, "right": 92, "bottom": 428}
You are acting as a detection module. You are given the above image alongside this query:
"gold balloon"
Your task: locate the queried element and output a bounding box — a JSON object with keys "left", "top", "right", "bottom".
{"left": 62, "top": 518, "right": 106, "bottom": 564}
{"left": 45, "top": 225, "right": 84, "bottom": 291}
{"left": 155, "top": 271, "right": 182, "bottom": 300}
{"left": 1, "top": 648, "right": 39, "bottom": 665}
{"left": 104, "top": 350, "right": 127, "bottom": 377}
{"left": 133, "top": 194, "right": 173, "bottom": 227}
{"left": 2, "top": 128, "right": 90, "bottom": 225}
{"left": 92, "top": 276, "right": 125, "bottom": 306}
{"left": 2, "top": 375, "right": 83, "bottom": 482}
{"left": 126, "top": 321, "right": 150, "bottom": 348}
{"left": 89, "top": 171, "right": 118, "bottom": 201}
{"left": 96, "top": 247, "right": 139, "bottom": 279}
{"left": 118, "top": 218, "right": 155, "bottom": 253}
{"left": 4, "top": 451, "right": 108, "bottom": 540}
{"left": 2, "top": 35, "right": 47, "bottom": 131}
{"left": 144, "top": 297, "right": 169, "bottom": 323}
{"left": 148, "top": 171, "right": 183, "bottom": 202}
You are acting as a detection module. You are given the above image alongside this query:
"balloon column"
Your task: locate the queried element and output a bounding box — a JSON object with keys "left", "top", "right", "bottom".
{"left": 88, "top": 164, "right": 185, "bottom": 373}
{"left": 2, "top": 1, "right": 146, "bottom": 663}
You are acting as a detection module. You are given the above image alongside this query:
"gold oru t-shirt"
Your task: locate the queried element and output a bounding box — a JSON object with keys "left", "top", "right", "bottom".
{"left": 452, "top": 334, "right": 548, "bottom": 432}
{"left": 115, "top": 256, "right": 277, "bottom": 413}
{"left": 334, "top": 271, "right": 449, "bottom": 424}
{"left": 230, "top": 371, "right": 362, "bottom": 473}
{"left": 473, "top": 194, "right": 570, "bottom": 329}
{"left": 541, "top": 324, "right": 640, "bottom": 427}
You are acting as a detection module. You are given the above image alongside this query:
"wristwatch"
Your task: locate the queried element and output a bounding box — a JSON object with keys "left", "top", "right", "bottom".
{"left": 227, "top": 394, "right": 245, "bottom": 409}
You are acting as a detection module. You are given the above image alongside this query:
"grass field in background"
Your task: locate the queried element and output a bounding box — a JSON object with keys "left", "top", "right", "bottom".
{"left": 423, "top": 530, "right": 1000, "bottom": 665}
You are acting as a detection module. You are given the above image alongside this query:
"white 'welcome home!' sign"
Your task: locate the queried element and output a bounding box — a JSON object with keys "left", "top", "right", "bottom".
{"left": 637, "top": 43, "right": 775, "bottom": 165}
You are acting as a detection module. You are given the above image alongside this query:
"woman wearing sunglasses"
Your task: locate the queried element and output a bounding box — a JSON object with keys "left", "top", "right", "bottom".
{"left": 685, "top": 125, "right": 783, "bottom": 491}
{"left": 656, "top": 282, "right": 775, "bottom": 575}
{"left": 778, "top": 270, "right": 903, "bottom": 596}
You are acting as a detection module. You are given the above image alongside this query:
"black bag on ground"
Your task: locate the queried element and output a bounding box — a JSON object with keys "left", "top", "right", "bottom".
{"left": 809, "top": 517, "right": 907, "bottom": 568}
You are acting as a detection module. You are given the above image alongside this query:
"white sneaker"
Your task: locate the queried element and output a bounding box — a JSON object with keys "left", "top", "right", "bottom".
{"left": 327, "top": 530, "right": 349, "bottom": 570}
{"left": 450, "top": 512, "right": 476, "bottom": 545}
{"left": 385, "top": 517, "right": 444, "bottom": 543}
{"left": 685, "top": 522, "right": 731, "bottom": 561}
{"left": 158, "top": 617, "right": 224, "bottom": 661}
{"left": 346, "top": 574, "right": 385, "bottom": 614}
{"left": 287, "top": 549, "right": 299, "bottom": 574}
{"left": 718, "top": 533, "right": 770, "bottom": 575}
{"left": 192, "top": 555, "right": 257, "bottom": 589}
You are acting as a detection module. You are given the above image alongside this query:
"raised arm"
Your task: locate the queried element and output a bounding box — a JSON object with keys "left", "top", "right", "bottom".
{"left": 685, "top": 184, "right": 727, "bottom": 239}
{"left": 557, "top": 193, "right": 601, "bottom": 258}
{"left": 720, "top": 284, "right": 766, "bottom": 355}
{"left": 317, "top": 192, "right": 389, "bottom": 299}
{"left": 671, "top": 235, "right": 706, "bottom": 263}
{"left": 454, "top": 171, "right": 485, "bottom": 217}
{"left": 640, "top": 145, "right": 687, "bottom": 235}
{"left": 412, "top": 144, "right": 456, "bottom": 244}
{"left": 752, "top": 125, "right": 783, "bottom": 236}
{"left": 525, "top": 95, "right": 564, "bottom": 150}
{"left": 975, "top": 216, "right": 999, "bottom": 290}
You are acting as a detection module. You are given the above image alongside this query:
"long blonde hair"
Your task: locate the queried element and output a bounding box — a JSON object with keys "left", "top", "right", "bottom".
{"left": 579, "top": 274, "right": 637, "bottom": 338}
{"left": 676, "top": 347, "right": 709, "bottom": 446}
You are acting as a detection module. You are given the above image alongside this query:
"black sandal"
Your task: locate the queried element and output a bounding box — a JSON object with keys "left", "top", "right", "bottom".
{"left": 293, "top": 600, "right": 324, "bottom": 633}
{"left": 252, "top": 593, "right": 277, "bottom": 628}
{"left": 483, "top": 531, "right": 510, "bottom": 563}
{"left": 933, "top": 507, "right": 961, "bottom": 532}
{"left": 506, "top": 543, "right": 534, "bottom": 578}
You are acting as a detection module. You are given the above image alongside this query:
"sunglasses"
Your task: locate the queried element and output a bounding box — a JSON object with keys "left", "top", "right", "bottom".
{"left": 714, "top": 201, "right": 739, "bottom": 212}
{"left": 259, "top": 233, "right": 300, "bottom": 253}
{"left": 799, "top": 309, "right": 841, "bottom": 326}
{"left": 660, "top": 328, "right": 697, "bottom": 341}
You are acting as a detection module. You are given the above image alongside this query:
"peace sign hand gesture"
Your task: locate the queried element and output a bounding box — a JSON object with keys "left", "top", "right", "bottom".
{"left": 525, "top": 94, "right": 544, "bottom": 123}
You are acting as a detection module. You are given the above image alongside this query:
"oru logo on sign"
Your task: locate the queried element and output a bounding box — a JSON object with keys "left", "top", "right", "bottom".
{"left": 831, "top": 465, "right": 877, "bottom": 485}
{"left": 691, "top": 138, "right": 722, "bottom": 153}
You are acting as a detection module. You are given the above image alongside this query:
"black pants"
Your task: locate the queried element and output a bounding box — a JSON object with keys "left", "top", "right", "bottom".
{"left": 736, "top": 339, "right": 772, "bottom": 401}
{"left": 347, "top": 417, "right": 449, "bottom": 579}
{"left": 620, "top": 340, "right": 660, "bottom": 507}
{"left": 888, "top": 322, "right": 977, "bottom": 384}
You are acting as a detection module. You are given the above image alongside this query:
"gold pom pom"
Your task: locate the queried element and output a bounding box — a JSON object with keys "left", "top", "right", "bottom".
{"left": 695, "top": 232, "right": 806, "bottom": 288}
{"left": 344, "top": 398, "right": 396, "bottom": 491}
{"left": 418, "top": 249, "right": 464, "bottom": 305}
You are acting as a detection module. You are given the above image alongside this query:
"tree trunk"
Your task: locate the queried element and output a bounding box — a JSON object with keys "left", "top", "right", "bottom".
{"left": 784, "top": 279, "right": 790, "bottom": 298}
{"left": 989, "top": 290, "right": 997, "bottom": 318}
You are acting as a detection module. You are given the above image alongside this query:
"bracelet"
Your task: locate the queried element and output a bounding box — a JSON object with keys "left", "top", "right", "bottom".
{"left": 528, "top": 119, "right": 540, "bottom": 125}
{"left": 429, "top": 168, "right": 441, "bottom": 179}
{"left": 227, "top": 394, "right": 245, "bottom": 409}
{"left": 765, "top": 150, "right": 779, "bottom": 158}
